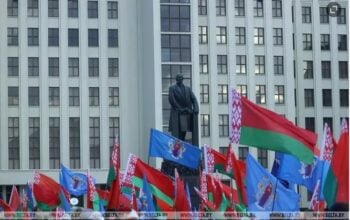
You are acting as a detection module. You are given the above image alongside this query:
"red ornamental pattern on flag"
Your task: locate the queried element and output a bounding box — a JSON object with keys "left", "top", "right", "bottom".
{"left": 229, "top": 89, "right": 242, "bottom": 144}
{"left": 204, "top": 146, "right": 215, "bottom": 173}
{"left": 88, "top": 173, "right": 97, "bottom": 202}
{"left": 341, "top": 118, "right": 348, "bottom": 133}
{"left": 123, "top": 154, "right": 138, "bottom": 185}
{"left": 34, "top": 172, "right": 40, "bottom": 184}
{"left": 225, "top": 147, "right": 233, "bottom": 173}
{"left": 112, "top": 137, "right": 120, "bottom": 170}
{"left": 321, "top": 123, "right": 334, "bottom": 162}
{"left": 200, "top": 172, "right": 208, "bottom": 199}
{"left": 22, "top": 188, "right": 28, "bottom": 209}
{"left": 309, "top": 179, "right": 321, "bottom": 211}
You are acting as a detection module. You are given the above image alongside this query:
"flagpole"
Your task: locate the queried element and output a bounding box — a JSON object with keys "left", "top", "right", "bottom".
{"left": 271, "top": 177, "right": 279, "bottom": 212}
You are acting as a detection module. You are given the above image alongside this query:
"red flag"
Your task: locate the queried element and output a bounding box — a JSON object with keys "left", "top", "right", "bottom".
{"left": 9, "top": 185, "right": 21, "bottom": 211}
{"left": 87, "top": 171, "right": 100, "bottom": 211}
{"left": 174, "top": 169, "right": 190, "bottom": 212}
{"left": 107, "top": 174, "right": 120, "bottom": 210}
{"left": 309, "top": 180, "right": 325, "bottom": 211}
{"left": 111, "top": 137, "right": 120, "bottom": 171}
{"left": 33, "top": 172, "right": 61, "bottom": 208}
{"left": 194, "top": 187, "right": 216, "bottom": 211}
{"left": 206, "top": 174, "right": 221, "bottom": 208}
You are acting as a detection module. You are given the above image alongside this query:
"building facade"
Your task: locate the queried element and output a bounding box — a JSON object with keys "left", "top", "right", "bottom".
{"left": 0, "top": 0, "right": 348, "bottom": 208}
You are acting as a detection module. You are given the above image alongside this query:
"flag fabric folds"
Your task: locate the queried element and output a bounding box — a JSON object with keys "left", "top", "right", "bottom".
{"left": 87, "top": 171, "right": 101, "bottom": 211}
{"left": 174, "top": 169, "right": 190, "bottom": 212}
{"left": 9, "top": 185, "right": 21, "bottom": 211}
{"left": 149, "top": 128, "right": 201, "bottom": 169}
{"left": 246, "top": 154, "right": 300, "bottom": 212}
{"left": 229, "top": 89, "right": 317, "bottom": 163}
{"left": 203, "top": 145, "right": 228, "bottom": 175}
{"left": 58, "top": 188, "right": 71, "bottom": 212}
{"left": 139, "top": 175, "right": 156, "bottom": 212}
{"left": 59, "top": 164, "right": 89, "bottom": 196}
{"left": 107, "top": 137, "right": 120, "bottom": 187}
{"left": 33, "top": 172, "right": 62, "bottom": 210}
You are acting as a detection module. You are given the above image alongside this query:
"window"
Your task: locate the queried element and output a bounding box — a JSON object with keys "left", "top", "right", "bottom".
{"left": 321, "top": 34, "right": 330, "bottom": 50}
{"left": 29, "top": 117, "right": 40, "bottom": 169}
{"left": 217, "top": 55, "right": 227, "bottom": 74}
{"left": 337, "top": 8, "right": 346, "bottom": 24}
{"left": 108, "top": 29, "right": 118, "bottom": 47}
{"left": 68, "top": 0, "right": 78, "bottom": 18}
{"left": 89, "top": 117, "right": 100, "bottom": 168}
{"left": 254, "top": 28, "right": 264, "bottom": 45}
{"left": 219, "top": 147, "right": 228, "bottom": 156}
{"left": 338, "top": 35, "right": 347, "bottom": 51}
{"left": 201, "top": 114, "right": 210, "bottom": 137}
{"left": 8, "top": 87, "right": 19, "bottom": 106}
{"left": 8, "top": 0, "right": 18, "bottom": 16}
{"left": 68, "top": 29, "right": 79, "bottom": 47}
{"left": 258, "top": 149, "right": 268, "bottom": 168}
{"left": 323, "top": 118, "right": 333, "bottom": 132}
{"left": 108, "top": 58, "right": 119, "bottom": 77}
{"left": 88, "top": 29, "right": 99, "bottom": 47}
{"left": 109, "top": 117, "right": 120, "bottom": 152}
{"left": 200, "top": 84, "right": 209, "bottom": 104}
{"left": 28, "top": 57, "right": 39, "bottom": 77}
{"left": 255, "top": 55, "right": 265, "bottom": 75}
{"left": 88, "top": 1, "right": 98, "bottom": 18}
{"left": 340, "top": 89, "right": 349, "bottom": 107}
{"left": 235, "top": 0, "right": 245, "bottom": 16}
{"left": 8, "top": 117, "right": 19, "bottom": 169}
{"left": 199, "top": 26, "right": 208, "bottom": 44}
{"left": 28, "top": 0, "right": 39, "bottom": 17}
{"left": 161, "top": 34, "right": 191, "bottom": 62}
{"left": 48, "top": 0, "right": 59, "bottom": 17}
{"left": 216, "top": 27, "right": 227, "bottom": 44}
{"left": 198, "top": 0, "right": 207, "bottom": 15}
{"left": 253, "top": 0, "right": 263, "bottom": 17}
{"left": 88, "top": 58, "right": 99, "bottom": 77}
{"left": 28, "top": 87, "right": 39, "bottom": 106}
{"left": 273, "top": 28, "right": 283, "bottom": 45}
{"left": 274, "top": 56, "right": 284, "bottom": 75}
{"left": 272, "top": 0, "right": 282, "bottom": 17}
{"left": 69, "top": 58, "right": 79, "bottom": 77}
{"left": 274, "top": 85, "right": 284, "bottom": 104}
{"left": 303, "top": 34, "right": 312, "bottom": 50}
{"left": 108, "top": 1, "right": 118, "bottom": 19}
{"left": 49, "top": 117, "right": 60, "bottom": 169}
{"left": 235, "top": 27, "right": 245, "bottom": 45}
{"left": 49, "top": 87, "right": 60, "bottom": 106}
{"left": 48, "top": 28, "right": 59, "bottom": 46}
{"left": 302, "top": 6, "right": 311, "bottom": 23}
{"left": 48, "top": 57, "right": 59, "bottom": 77}
{"left": 8, "top": 57, "right": 19, "bottom": 76}
{"left": 321, "top": 61, "right": 331, "bottom": 79}
{"left": 236, "top": 55, "right": 246, "bottom": 74}
{"left": 322, "top": 89, "right": 332, "bottom": 107}
{"left": 28, "top": 28, "right": 39, "bottom": 46}
{"left": 219, "top": 114, "right": 229, "bottom": 137}
{"left": 319, "top": 7, "right": 329, "bottom": 23}
{"left": 304, "top": 89, "right": 314, "bottom": 107}
{"left": 69, "top": 87, "right": 79, "bottom": 106}
{"left": 89, "top": 87, "right": 99, "bottom": 106}
{"left": 161, "top": 5, "right": 191, "bottom": 32}
{"left": 199, "top": 55, "right": 208, "bottom": 74}
{"left": 8, "top": 28, "right": 18, "bottom": 46}
{"left": 69, "top": 117, "right": 80, "bottom": 169}
{"left": 109, "top": 87, "right": 119, "bottom": 106}
{"left": 303, "top": 61, "right": 313, "bottom": 79}
{"left": 237, "top": 84, "right": 247, "bottom": 97}
{"left": 238, "top": 147, "right": 249, "bottom": 160}
{"left": 216, "top": 0, "right": 226, "bottom": 16}
{"left": 339, "top": 61, "right": 348, "bottom": 79}
{"left": 218, "top": 84, "right": 228, "bottom": 104}
{"left": 305, "top": 117, "right": 315, "bottom": 132}
{"left": 256, "top": 85, "right": 266, "bottom": 104}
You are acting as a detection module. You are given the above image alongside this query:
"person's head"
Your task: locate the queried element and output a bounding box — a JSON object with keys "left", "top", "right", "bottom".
{"left": 176, "top": 74, "right": 183, "bottom": 84}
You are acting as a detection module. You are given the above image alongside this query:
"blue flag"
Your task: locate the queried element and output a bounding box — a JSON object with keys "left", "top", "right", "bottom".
{"left": 24, "top": 183, "right": 35, "bottom": 211}
{"left": 59, "top": 188, "right": 71, "bottom": 212}
{"left": 139, "top": 175, "right": 156, "bottom": 212}
{"left": 246, "top": 153, "right": 300, "bottom": 212}
{"left": 148, "top": 128, "right": 201, "bottom": 169}
{"left": 59, "top": 164, "right": 91, "bottom": 196}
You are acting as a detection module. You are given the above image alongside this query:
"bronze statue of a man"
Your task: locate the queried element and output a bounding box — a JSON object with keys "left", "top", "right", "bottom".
{"left": 168, "top": 74, "right": 199, "bottom": 141}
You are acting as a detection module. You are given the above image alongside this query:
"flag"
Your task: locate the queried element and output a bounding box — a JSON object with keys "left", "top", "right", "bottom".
{"left": 33, "top": 172, "right": 61, "bottom": 211}
{"left": 107, "top": 178, "right": 120, "bottom": 210}
{"left": 324, "top": 119, "right": 349, "bottom": 206}
{"left": 123, "top": 154, "right": 174, "bottom": 208}
{"left": 149, "top": 128, "right": 201, "bottom": 169}
{"left": 174, "top": 169, "right": 190, "bottom": 212}
{"left": 87, "top": 171, "right": 101, "bottom": 211}
{"left": 309, "top": 180, "right": 325, "bottom": 211}
{"left": 9, "top": 185, "right": 21, "bottom": 211}
{"left": 185, "top": 183, "right": 192, "bottom": 211}
{"left": 96, "top": 188, "right": 110, "bottom": 207}
{"left": 139, "top": 175, "right": 156, "bottom": 212}
{"left": 246, "top": 154, "right": 300, "bottom": 212}
{"left": 107, "top": 137, "right": 120, "bottom": 187}
{"left": 194, "top": 187, "right": 216, "bottom": 211}
{"left": 0, "top": 199, "right": 14, "bottom": 218}
{"left": 229, "top": 89, "right": 317, "bottom": 163}
{"left": 24, "top": 183, "right": 35, "bottom": 211}
{"left": 131, "top": 185, "right": 138, "bottom": 211}
{"left": 58, "top": 188, "right": 71, "bottom": 212}
{"left": 203, "top": 145, "right": 228, "bottom": 175}
{"left": 225, "top": 144, "right": 247, "bottom": 205}
{"left": 59, "top": 164, "right": 89, "bottom": 196}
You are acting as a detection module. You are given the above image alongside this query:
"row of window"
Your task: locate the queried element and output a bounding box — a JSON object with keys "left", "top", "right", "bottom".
{"left": 301, "top": 34, "right": 347, "bottom": 51}
{"left": 303, "top": 89, "right": 348, "bottom": 107}
{"left": 8, "top": 116, "right": 120, "bottom": 169}
{"left": 8, "top": 0, "right": 118, "bottom": 19}
{"left": 8, "top": 87, "right": 119, "bottom": 107}
{"left": 199, "top": 54, "right": 348, "bottom": 79}
{"left": 301, "top": 6, "right": 347, "bottom": 24}
{"left": 8, "top": 28, "right": 118, "bottom": 48}
{"left": 7, "top": 57, "right": 118, "bottom": 77}
{"left": 218, "top": 146, "right": 267, "bottom": 168}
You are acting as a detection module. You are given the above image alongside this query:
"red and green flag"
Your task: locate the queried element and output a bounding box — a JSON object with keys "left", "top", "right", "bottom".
{"left": 33, "top": 172, "right": 61, "bottom": 211}
{"left": 203, "top": 145, "right": 229, "bottom": 175}
{"left": 107, "top": 137, "right": 120, "bottom": 187}
{"left": 174, "top": 169, "right": 191, "bottom": 212}
{"left": 87, "top": 171, "right": 101, "bottom": 211}
{"left": 229, "top": 89, "right": 317, "bottom": 163}
{"left": 122, "top": 154, "right": 174, "bottom": 208}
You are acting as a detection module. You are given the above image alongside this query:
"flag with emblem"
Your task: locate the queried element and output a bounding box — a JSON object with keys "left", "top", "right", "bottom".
{"left": 148, "top": 128, "right": 201, "bottom": 169}
{"left": 59, "top": 164, "right": 89, "bottom": 196}
{"left": 229, "top": 89, "right": 317, "bottom": 164}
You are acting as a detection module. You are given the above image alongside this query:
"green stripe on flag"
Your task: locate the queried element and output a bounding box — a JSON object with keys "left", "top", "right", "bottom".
{"left": 323, "top": 169, "right": 338, "bottom": 207}
{"left": 36, "top": 201, "right": 57, "bottom": 211}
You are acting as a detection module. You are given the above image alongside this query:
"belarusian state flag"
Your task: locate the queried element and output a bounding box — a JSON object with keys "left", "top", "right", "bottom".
{"left": 33, "top": 172, "right": 61, "bottom": 210}
{"left": 229, "top": 89, "right": 317, "bottom": 163}
{"left": 122, "top": 154, "right": 174, "bottom": 208}
{"left": 203, "top": 145, "right": 228, "bottom": 175}
{"left": 107, "top": 137, "right": 120, "bottom": 187}
{"left": 87, "top": 171, "right": 101, "bottom": 211}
